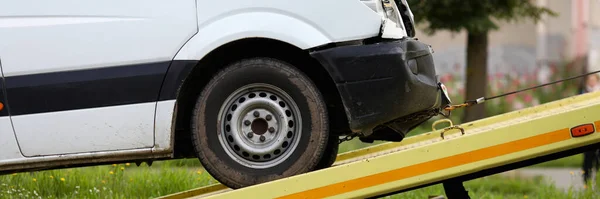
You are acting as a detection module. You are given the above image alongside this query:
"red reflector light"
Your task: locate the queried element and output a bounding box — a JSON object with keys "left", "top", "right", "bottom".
{"left": 0, "top": 102, "right": 3, "bottom": 111}
{"left": 571, "top": 124, "right": 595, "bottom": 137}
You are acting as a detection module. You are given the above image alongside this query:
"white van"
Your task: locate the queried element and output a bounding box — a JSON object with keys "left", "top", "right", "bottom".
{"left": 0, "top": 0, "right": 451, "bottom": 188}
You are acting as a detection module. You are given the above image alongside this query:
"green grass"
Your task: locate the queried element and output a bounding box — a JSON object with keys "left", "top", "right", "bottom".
{"left": 390, "top": 170, "right": 600, "bottom": 199}
{"left": 389, "top": 175, "right": 574, "bottom": 199}
{"left": 3, "top": 163, "right": 599, "bottom": 199}
{"left": 0, "top": 163, "right": 217, "bottom": 199}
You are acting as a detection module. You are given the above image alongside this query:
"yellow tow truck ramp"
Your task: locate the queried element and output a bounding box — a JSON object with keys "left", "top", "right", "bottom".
{"left": 160, "top": 91, "right": 600, "bottom": 199}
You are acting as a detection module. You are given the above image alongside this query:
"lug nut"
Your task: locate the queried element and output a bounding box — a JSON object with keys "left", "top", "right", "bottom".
{"left": 247, "top": 132, "right": 253, "bottom": 138}
{"left": 253, "top": 111, "right": 260, "bottom": 117}
{"left": 268, "top": 127, "right": 275, "bottom": 133}
{"left": 266, "top": 115, "right": 272, "bottom": 121}
{"left": 260, "top": 136, "right": 266, "bottom": 142}
{"left": 244, "top": 120, "right": 251, "bottom": 126}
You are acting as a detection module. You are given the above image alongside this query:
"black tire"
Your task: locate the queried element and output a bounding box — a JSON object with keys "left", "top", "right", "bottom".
{"left": 191, "top": 57, "right": 330, "bottom": 189}
{"left": 315, "top": 135, "right": 339, "bottom": 170}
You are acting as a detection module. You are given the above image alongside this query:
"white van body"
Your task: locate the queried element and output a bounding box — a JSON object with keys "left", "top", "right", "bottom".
{"left": 0, "top": 0, "right": 445, "bottom": 188}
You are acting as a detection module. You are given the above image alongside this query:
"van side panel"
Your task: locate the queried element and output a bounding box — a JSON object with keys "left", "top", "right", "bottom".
{"left": 0, "top": 0, "right": 197, "bottom": 157}
{"left": 154, "top": 100, "right": 177, "bottom": 152}
{"left": 0, "top": 117, "right": 22, "bottom": 161}
{"left": 0, "top": 67, "right": 22, "bottom": 161}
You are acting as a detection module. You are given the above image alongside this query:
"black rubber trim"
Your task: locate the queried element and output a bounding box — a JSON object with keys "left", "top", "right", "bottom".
{"left": 0, "top": 76, "right": 8, "bottom": 117}
{"left": 158, "top": 60, "right": 198, "bottom": 101}
{"left": 4, "top": 61, "right": 175, "bottom": 116}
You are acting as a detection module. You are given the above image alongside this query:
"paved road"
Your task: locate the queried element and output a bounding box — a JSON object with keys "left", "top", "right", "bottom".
{"left": 501, "top": 168, "right": 591, "bottom": 192}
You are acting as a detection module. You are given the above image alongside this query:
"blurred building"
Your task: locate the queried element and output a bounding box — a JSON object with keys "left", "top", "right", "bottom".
{"left": 417, "top": 0, "right": 600, "bottom": 83}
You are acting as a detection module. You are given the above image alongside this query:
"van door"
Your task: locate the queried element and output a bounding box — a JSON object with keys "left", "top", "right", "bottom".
{"left": 0, "top": 0, "right": 197, "bottom": 157}
{"left": 0, "top": 59, "right": 23, "bottom": 161}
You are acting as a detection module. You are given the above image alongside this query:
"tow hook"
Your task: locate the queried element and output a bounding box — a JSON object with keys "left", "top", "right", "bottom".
{"left": 432, "top": 119, "right": 465, "bottom": 139}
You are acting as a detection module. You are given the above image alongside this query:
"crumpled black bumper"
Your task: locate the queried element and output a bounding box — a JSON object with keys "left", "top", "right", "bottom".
{"left": 310, "top": 38, "right": 450, "bottom": 141}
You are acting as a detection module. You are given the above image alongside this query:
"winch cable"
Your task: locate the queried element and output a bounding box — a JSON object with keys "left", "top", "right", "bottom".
{"left": 444, "top": 69, "right": 600, "bottom": 111}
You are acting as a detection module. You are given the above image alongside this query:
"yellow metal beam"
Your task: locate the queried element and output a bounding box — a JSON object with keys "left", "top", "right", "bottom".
{"left": 159, "top": 113, "right": 461, "bottom": 199}
{"left": 191, "top": 91, "right": 600, "bottom": 199}
{"left": 159, "top": 111, "right": 459, "bottom": 199}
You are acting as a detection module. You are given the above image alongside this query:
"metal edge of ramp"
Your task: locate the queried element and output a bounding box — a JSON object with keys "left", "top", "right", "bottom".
{"left": 160, "top": 91, "right": 600, "bottom": 199}
{"left": 159, "top": 184, "right": 230, "bottom": 199}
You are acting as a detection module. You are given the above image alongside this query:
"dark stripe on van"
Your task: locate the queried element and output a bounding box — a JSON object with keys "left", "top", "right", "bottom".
{"left": 0, "top": 76, "right": 8, "bottom": 117}
{"left": 5, "top": 62, "right": 174, "bottom": 116}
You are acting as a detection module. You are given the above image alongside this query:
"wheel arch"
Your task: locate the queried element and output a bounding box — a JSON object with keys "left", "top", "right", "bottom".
{"left": 170, "top": 38, "right": 349, "bottom": 158}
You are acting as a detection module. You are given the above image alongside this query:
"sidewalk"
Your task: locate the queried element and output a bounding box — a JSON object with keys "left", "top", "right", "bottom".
{"left": 501, "top": 168, "right": 590, "bottom": 192}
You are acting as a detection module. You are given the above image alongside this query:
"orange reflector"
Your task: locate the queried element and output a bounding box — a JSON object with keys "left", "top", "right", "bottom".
{"left": 0, "top": 102, "right": 3, "bottom": 111}
{"left": 571, "top": 124, "right": 595, "bottom": 137}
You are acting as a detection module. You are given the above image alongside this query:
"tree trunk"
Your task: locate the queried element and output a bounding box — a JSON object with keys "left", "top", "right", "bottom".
{"left": 462, "top": 31, "right": 488, "bottom": 123}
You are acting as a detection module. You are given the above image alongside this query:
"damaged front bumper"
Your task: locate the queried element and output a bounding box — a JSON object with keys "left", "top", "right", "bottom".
{"left": 310, "top": 38, "right": 451, "bottom": 142}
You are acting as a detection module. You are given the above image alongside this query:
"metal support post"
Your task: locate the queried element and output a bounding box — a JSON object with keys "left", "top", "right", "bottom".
{"left": 443, "top": 180, "right": 470, "bottom": 199}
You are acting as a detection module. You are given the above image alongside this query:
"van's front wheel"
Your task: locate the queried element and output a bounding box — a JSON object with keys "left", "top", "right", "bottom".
{"left": 191, "top": 57, "right": 331, "bottom": 189}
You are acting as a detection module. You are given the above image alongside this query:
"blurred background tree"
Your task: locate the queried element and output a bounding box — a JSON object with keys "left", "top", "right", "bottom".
{"left": 404, "top": 0, "right": 556, "bottom": 122}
